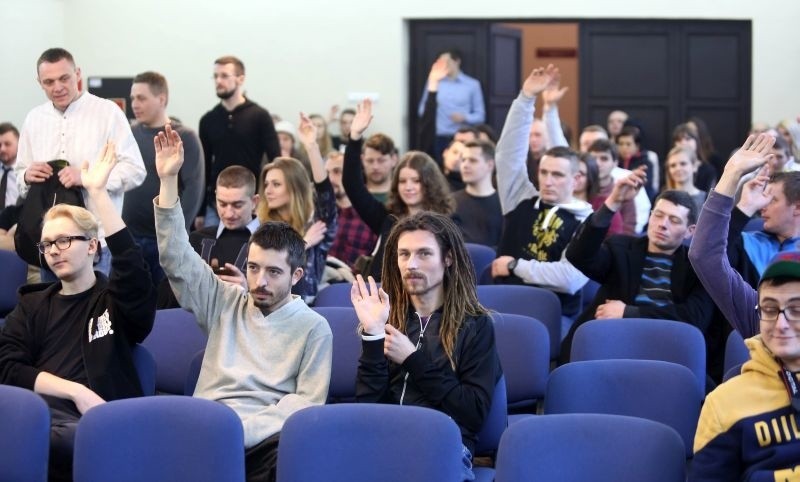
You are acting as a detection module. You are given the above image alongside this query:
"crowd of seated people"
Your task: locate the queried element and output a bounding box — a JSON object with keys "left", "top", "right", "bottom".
{"left": 1, "top": 45, "right": 800, "bottom": 481}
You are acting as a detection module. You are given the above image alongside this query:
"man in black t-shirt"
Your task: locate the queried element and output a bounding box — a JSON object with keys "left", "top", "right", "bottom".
{"left": 453, "top": 139, "right": 502, "bottom": 249}
{"left": 0, "top": 143, "right": 156, "bottom": 481}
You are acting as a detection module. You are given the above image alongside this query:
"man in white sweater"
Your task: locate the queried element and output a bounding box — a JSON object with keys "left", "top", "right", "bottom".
{"left": 153, "top": 124, "right": 332, "bottom": 482}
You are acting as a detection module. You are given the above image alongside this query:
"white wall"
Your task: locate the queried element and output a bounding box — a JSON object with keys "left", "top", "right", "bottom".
{"left": 3, "top": 0, "right": 798, "bottom": 148}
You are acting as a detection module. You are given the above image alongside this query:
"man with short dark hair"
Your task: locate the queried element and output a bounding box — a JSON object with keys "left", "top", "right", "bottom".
{"left": 454, "top": 139, "right": 502, "bottom": 248}
{"left": 352, "top": 211, "right": 501, "bottom": 481}
{"left": 724, "top": 167, "right": 800, "bottom": 289}
{"left": 16, "top": 48, "right": 146, "bottom": 276}
{"left": 362, "top": 132, "right": 397, "bottom": 203}
{"left": 0, "top": 122, "right": 19, "bottom": 209}
{"left": 124, "top": 70, "right": 204, "bottom": 284}
{"left": 688, "top": 134, "right": 800, "bottom": 480}
{"left": 490, "top": 65, "right": 592, "bottom": 318}
{"left": 588, "top": 139, "right": 636, "bottom": 236}
{"left": 197, "top": 55, "right": 280, "bottom": 229}
{"left": 155, "top": 125, "right": 332, "bottom": 482}
{"left": 562, "top": 170, "right": 714, "bottom": 360}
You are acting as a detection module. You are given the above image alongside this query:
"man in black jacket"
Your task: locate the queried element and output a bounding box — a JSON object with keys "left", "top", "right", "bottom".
{"left": 562, "top": 167, "right": 714, "bottom": 361}
{"left": 351, "top": 212, "right": 501, "bottom": 481}
{"left": 0, "top": 143, "right": 156, "bottom": 481}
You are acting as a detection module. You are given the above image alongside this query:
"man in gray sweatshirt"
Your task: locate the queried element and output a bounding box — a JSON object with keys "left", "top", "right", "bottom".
{"left": 153, "top": 124, "right": 332, "bottom": 482}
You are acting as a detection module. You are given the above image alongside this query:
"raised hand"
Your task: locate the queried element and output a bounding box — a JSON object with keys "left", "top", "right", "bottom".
{"left": 716, "top": 133, "right": 775, "bottom": 197}
{"left": 427, "top": 57, "right": 449, "bottom": 91}
{"left": 349, "top": 99, "right": 373, "bottom": 141}
{"left": 522, "top": 64, "right": 559, "bottom": 98}
{"left": 154, "top": 124, "right": 184, "bottom": 178}
{"left": 297, "top": 112, "right": 319, "bottom": 147}
{"left": 725, "top": 133, "right": 775, "bottom": 177}
{"left": 606, "top": 164, "right": 647, "bottom": 211}
{"left": 542, "top": 70, "right": 569, "bottom": 108}
{"left": 738, "top": 165, "right": 773, "bottom": 216}
{"left": 81, "top": 141, "right": 118, "bottom": 192}
{"left": 351, "top": 274, "right": 389, "bottom": 335}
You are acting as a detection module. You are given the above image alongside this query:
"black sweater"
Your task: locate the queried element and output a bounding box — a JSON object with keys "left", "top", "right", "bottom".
{"left": 198, "top": 98, "right": 280, "bottom": 212}
{"left": 356, "top": 309, "right": 502, "bottom": 454}
{"left": 0, "top": 228, "right": 157, "bottom": 405}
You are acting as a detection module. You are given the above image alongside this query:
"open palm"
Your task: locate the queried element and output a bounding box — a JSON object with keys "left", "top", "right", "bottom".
{"left": 351, "top": 275, "right": 389, "bottom": 334}
{"left": 297, "top": 113, "right": 318, "bottom": 146}
{"left": 81, "top": 141, "right": 118, "bottom": 191}
{"left": 154, "top": 124, "right": 184, "bottom": 178}
{"left": 350, "top": 99, "right": 373, "bottom": 139}
{"left": 726, "top": 133, "right": 775, "bottom": 175}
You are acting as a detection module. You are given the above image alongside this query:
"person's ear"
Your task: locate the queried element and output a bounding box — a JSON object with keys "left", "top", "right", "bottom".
{"left": 684, "top": 224, "right": 696, "bottom": 239}
{"left": 291, "top": 267, "right": 304, "bottom": 286}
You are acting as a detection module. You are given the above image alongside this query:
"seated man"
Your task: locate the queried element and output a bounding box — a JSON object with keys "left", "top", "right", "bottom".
{"left": 729, "top": 168, "right": 800, "bottom": 289}
{"left": 157, "top": 165, "right": 258, "bottom": 308}
{"left": 562, "top": 169, "right": 714, "bottom": 361}
{"left": 154, "top": 125, "right": 332, "bottom": 482}
{"left": 453, "top": 139, "right": 503, "bottom": 248}
{"left": 688, "top": 134, "right": 800, "bottom": 480}
{"left": 491, "top": 65, "right": 592, "bottom": 318}
{"left": 0, "top": 143, "right": 156, "bottom": 481}
{"left": 353, "top": 211, "right": 501, "bottom": 481}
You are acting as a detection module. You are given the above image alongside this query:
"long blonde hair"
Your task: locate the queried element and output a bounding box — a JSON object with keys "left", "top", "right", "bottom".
{"left": 257, "top": 157, "right": 313, "bottom": 235}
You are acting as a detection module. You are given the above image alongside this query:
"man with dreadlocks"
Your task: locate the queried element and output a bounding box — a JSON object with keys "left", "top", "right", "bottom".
{"left": 352, "top": 211, "right": 502, "bottom": 481}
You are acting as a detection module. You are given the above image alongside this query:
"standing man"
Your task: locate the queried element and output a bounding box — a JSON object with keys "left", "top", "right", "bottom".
{"left": 418, "top": 49, "right": 486, "bottom": 158}
{"left": 197, "top": 55, "right": 280, "bottom": 229}
{"left": 0, "top": 144, "right": 156, "bottom": 481}
{"left": 687, "top": 134, "right": 800, "bottom": 480}
{"left": 15, "top": 48, "right": 146, "bottom": 275}
{"left": 454, "top": 139, "right": 503, "bottom": 248}
{"left": 124, "top": 71, "right": 204, "bottom": 284}
{"left": 352, "top": 211, "right": 501, "bottom": 480}
{"left": 155, "top": 125, "right": 331, "bottom": 482}
{"left": 0, "top": 122, "right": 19, "bottom": 209}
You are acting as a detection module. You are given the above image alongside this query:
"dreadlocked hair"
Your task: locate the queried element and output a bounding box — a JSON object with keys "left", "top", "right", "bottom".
{"left": 380, "top": 211, "right": 487, "bottom": 369}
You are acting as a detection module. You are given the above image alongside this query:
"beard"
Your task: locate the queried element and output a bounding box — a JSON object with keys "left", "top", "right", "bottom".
{"left": 216, "top": 88, "right": 236, "bottom": 100}
{"left": 250, "top": 284, "right": 291, "bottom": 312}
{"left": 402, "top": 272, "right": 442, "bottom": 296}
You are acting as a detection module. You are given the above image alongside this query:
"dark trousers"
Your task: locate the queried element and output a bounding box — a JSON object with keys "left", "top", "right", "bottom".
{"left": 245, "top": 432, "right": 281, "bottom": 482}
{"left": 49, "top": 405, "right": 80, "bottom": 482}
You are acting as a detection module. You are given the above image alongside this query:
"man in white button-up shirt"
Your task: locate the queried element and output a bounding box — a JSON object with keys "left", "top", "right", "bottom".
{"left": 15, "top": 48, "right": 145, "bottom": 276}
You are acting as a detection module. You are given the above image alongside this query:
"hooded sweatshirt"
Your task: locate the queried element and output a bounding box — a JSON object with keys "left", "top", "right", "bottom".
{"left": 495, "top": 92, "right": 592, "bottom": 298}
{"left": 691, "top": 337, "right": 800, "bottom": 481}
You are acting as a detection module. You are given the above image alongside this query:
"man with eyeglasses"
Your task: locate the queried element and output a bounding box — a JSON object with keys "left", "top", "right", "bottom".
{"left": 688, "top": 133, "right": 800, "bottom": 480}
{"left": 196, "top": 55, "right": 280, "bottom": 230}
{"left": 0, "top": 143, "right": 156, "bottom": 481}
{"left": 560, "top": 167, "right": 714, "bottom": 362}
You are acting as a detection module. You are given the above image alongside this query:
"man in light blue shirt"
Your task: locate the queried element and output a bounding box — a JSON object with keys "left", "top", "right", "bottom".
{"left": 418, "top": 49, "right": 485, "bottom": 159}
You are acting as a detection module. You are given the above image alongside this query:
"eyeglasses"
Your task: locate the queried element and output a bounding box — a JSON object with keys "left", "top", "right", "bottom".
{"left": 212, "top": 73, "right": 240, "bottom": 81}
{"left": 756, "top": 304, "right": 800, "bottom": 323}
{"left": 37, "top": 235, "right": 91, "bottom": 254}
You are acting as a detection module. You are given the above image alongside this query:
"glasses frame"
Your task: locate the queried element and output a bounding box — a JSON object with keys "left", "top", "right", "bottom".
{"left": 37, "top": 235, "right": 91, "bottom": 254}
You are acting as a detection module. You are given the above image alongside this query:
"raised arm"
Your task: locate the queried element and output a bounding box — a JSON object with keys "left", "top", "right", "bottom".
{"left": 495, "top": 65, "right": 557, "bottom": 214}
{"left": 417, "top": 58, "right": 448, "bottom": 157}
{"left": 342, "top": 100, "right": 389, "bottom": 234}
{"left": 688, "top": 134, "right": 775, "bottom": 337}
{"left": 297, "top": 113, "right": 327, "bottom": 184}
{"left": 541, "top": 72, "right": 569, "bottom": 149}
